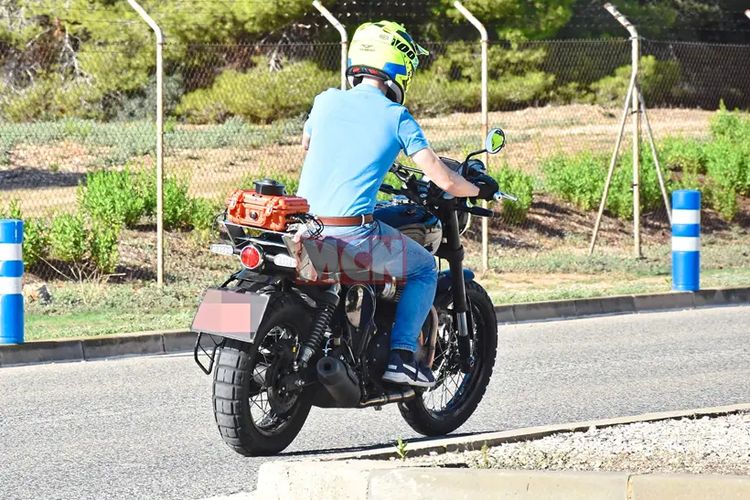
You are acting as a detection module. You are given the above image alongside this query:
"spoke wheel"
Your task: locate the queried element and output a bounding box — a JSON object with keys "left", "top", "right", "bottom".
{"left": 212, "top": 296, "right": 313, "bottom": 456}
{"left": 399, "top": 280, "right": 498, "bottom": 436}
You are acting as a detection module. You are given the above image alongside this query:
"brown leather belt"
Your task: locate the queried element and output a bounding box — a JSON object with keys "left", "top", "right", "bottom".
{"left": 317, "top": 214, "right": 374, "bottom": 227}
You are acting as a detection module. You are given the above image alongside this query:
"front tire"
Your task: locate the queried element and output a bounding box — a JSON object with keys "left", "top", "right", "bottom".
{"left": 212, "top": 296, "right": 313, "bottom": 456}
{"left": 399, "top": 280, "right": 498, "bottom": 436}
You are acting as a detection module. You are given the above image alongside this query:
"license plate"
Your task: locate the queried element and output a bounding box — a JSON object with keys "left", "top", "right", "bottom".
{"left": 191, "top": 288, "right": 269, "bottom": 343}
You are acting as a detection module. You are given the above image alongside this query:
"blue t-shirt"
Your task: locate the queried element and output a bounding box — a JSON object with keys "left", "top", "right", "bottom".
{"left": 297, "top": 85, "right": 430, "bottom": 216}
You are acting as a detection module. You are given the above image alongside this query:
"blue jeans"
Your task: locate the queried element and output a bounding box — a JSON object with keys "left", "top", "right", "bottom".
{"left": 320, "top": 221, "right": 438, "bottom": 352}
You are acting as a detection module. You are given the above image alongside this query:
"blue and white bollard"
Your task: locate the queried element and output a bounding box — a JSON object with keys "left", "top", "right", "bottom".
{"left": 0, "top": 219, "right": 24, "bottom": 344}
{"left": 671, "top": 190, "right": 701, "bottom": 292}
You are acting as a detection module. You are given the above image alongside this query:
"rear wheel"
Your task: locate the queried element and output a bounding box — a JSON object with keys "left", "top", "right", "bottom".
{"left": 212, "top": 297, "right": 313, "bottom": 456}
{"left": 399, "top": 280, "right": 497, "bottom": 436}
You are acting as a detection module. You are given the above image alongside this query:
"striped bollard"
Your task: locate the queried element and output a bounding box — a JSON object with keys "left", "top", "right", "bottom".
{"left": 0, "top": 219, "right": 24, "bottom": 344}
{"left": 671, "top": 190, "right": 700, "bottom": 292}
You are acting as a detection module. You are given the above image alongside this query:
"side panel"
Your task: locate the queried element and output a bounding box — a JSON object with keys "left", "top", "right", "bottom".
{"left": 191, "top": 288, "right": 270, "bottom": 343}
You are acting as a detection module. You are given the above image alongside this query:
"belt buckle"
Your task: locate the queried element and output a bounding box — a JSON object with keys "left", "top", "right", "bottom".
{"left": 360, "top": 214, "right": 366, "bottom": 226}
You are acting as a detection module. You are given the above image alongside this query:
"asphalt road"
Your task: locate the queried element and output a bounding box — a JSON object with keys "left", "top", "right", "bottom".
{"left": 2, "top": 306, "right": 749, "bottom": 500}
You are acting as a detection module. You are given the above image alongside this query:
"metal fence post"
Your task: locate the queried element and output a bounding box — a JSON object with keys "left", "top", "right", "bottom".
{"left": 0, "top": 219, "right": 24, "bottom": 345}
{"left": 590, "top": 3, "right": 641, "bottom": 257}
{"left": 454, "top": 1, "right": 490, "bottom": 273}
{"left": 127, "top": 0, "right": 165, "bottom": 286}
{"left": 312, "top": 1, "right": 348, "bottom": 90}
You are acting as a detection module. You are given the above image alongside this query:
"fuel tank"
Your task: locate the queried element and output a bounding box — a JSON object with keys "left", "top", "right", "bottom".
{"left": 374, "top": 202, "right": 443, "bottom": 254}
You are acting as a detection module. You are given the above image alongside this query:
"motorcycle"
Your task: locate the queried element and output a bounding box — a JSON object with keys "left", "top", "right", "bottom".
{"left": 192, "top": 128, "right": 515, "bottom": 456}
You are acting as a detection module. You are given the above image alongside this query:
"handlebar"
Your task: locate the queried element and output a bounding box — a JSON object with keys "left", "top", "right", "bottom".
{"left": 493, "top": 191, "right": 518, "bottom": 202}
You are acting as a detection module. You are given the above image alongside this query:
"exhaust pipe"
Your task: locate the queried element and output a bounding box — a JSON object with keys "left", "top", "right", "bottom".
{"left": 316, "top": 356, "right": 362, "bottom": 407}
{"left": 359, "top": 388, "right": 416, "bottom": 408}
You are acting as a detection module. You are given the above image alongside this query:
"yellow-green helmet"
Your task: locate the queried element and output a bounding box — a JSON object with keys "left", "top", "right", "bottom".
{"left": 346, "top": 21, "right": 429, "bottom": 105}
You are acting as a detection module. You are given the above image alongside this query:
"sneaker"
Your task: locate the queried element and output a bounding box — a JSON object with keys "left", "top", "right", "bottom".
{"left": 382, "top": 351, "right": 436, "bottom": 388}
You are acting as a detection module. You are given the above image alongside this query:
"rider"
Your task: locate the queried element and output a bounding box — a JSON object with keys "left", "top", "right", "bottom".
{"left": 297, "top": 21, "right": 498, "bottom": 388}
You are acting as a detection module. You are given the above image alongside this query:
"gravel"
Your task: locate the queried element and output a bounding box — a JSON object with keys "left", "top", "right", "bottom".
{"left": 410, "top": 413, "right": 750, "bottom": 475}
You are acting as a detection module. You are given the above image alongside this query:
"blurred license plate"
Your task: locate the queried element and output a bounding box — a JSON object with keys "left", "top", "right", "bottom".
{"left": 191, "top": 288, "right": 269, "bottom": 343}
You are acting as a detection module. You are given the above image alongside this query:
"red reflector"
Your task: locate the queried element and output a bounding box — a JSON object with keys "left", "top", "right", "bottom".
{"left": 240, "top": 244, "right": 263, "bottom": 269}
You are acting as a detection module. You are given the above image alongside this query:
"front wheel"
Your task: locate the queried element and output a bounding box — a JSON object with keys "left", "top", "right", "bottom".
{"left": 212, "top": 296, "right": 313, "bottom": 456}
{"left": 399, "top": 280, "right": 498, "bottom": 436}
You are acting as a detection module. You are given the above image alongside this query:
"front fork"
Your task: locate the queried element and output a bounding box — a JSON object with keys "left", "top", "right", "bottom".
{"left": 445, "top": 210, "right": 474, "bottom": 373}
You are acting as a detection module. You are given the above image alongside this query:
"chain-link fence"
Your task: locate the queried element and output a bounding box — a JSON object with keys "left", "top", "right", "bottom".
{"left": 2, "top": 10, "right": 750, "bottom": 335}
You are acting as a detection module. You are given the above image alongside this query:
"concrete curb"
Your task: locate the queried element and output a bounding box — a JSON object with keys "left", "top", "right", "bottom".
{"left": 321, "top": 402, "right": 750, "bottom": 461}
{"left": 0, "top": 330, "right": 193, "bottom": 367}
{"left": 254, "top": 403, "right": 750, "bottom": 500}
{"left": 2, "top": 286, "right": 748, "bottom": 368}
{"left": 494, "top": 286, "right": 750, "bottom": 324}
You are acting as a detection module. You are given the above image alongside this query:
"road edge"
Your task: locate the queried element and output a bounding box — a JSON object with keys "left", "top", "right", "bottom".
{"left": 2, "top": 286, "right": 748, "bottom": 367}
{"left": 253, "top": 403, "right": 750, "bottom": 500}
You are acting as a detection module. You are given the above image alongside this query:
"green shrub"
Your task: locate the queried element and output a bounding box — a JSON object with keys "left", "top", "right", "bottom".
{"left": 542, "top": 150, "right": 669, "bottom": 220}
{"left": 608, "top": 149, "right": 668, "bottom": 220}
{"left": 163, "top": 177, "right": 194, "bottom": 230}
{"left": 710, "top": 101, "right": 750, "bottom": 143}
{"left": 659, "top": 136, "right": 706, "bottom": 175}
{"left": 703, "top": 138, "right": 747, "bottom": 220}
{"left": 408, "top": 69, "right": 553, "bottom": 115}
{"left": 0, "top": 201, "right": 49, "bottom": 268}
{"left": 488, "top": 165, "right": 534, "bottom": 224}
{"left": 21, "top": 218, "right": 50, "bottom": 268}
{"left": 590, "top": 56, "right": 680, "bottom": 106}
{"left": 50, "top": 213, "right": 89, "bottom": 263}
{"left": 542, "top": 152, "right": 606, "bottom": 211}
{"left": 190, "top": 198, "right": 221, "bottom": 233}
{"left": 49, "top": 212, "right": 121, "bottom": 277}
{"left": 176, "top": 60, "right": 337, "bottom": 124}
{"left": 79, "top": 169, "right": 147, "bottom": 228}
{"left": 89, "top": 222, "right": 121, "bottom": 275}
{"left": 0, "top": 77, "right": 105, "bottom": 122}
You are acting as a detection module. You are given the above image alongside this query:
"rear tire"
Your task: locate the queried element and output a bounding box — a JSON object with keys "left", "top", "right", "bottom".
{"left": 399, "top": 280, "right": 497, "bottom": 436}
{"left": 212, "top": 296, "right": 313, "bottom": 456}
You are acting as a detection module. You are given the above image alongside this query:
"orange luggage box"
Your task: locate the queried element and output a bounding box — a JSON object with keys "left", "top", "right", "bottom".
{"left": 226, "top": 189, "right": 310, "bottom": 231}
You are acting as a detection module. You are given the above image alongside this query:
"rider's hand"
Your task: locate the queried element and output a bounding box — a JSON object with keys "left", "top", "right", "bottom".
{"left": 471, "top": 174, "right": 499, "bottom": 202}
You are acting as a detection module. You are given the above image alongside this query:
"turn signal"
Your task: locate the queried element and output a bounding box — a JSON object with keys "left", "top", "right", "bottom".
{"left": 240, "top": 244, "right": 263, "bottom": 269}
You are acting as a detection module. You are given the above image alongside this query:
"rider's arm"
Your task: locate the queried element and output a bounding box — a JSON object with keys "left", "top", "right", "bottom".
{"left": 411, "top": 148, "right": 480, "bottom": 198}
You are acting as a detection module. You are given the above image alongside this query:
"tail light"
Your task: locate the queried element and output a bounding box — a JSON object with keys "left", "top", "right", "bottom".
{"left": 239, "top": 244, "right": 263, "bottom": 270}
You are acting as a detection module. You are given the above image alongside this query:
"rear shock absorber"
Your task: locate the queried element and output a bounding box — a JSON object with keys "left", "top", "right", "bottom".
{"left": 298, "top": 285, "right": 340, "bottom": 368}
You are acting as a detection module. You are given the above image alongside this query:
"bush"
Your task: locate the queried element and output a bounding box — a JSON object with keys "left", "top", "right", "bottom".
{"left": 542, "top": 150, "right": 669, "bottom": 220}
{"left": 50, "top": 213, "right": 89, "bottom": 264}
{"left": 163, "top": 177, "right": 194, "bottom": 230}
{"left": 608, "top": 149, "right": 668, "bottom": 220}
{"left": 79, "top": 169, "right": 147, "bottom": 228}
{"left": 659, "top": 136, "right": 706, "bottom": 175}
{"left": 710, "top": 101, "right": 750, "bottom": 144}
{"left": 176, "top": 60, "right": 338, "bottom": 124}
{"left": 542, "top": 152, "right": 606, "bottom": 212}
{"left": 0, "top": 200, "right": 49, "bottom": 268}
{"left": 590, "top": 56, "right": 680, "bottom": 107}
{"left": 703, "top": 138, "right": 747, "bottom": 220}
{"left": 0, "top": 77, "right": 105, "bottom": 122}
{"left": 488, "top": 165, "right": 534, "bottom": 224}
{"left": 49, "top": 212, "right": 121, "bottom": 277}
